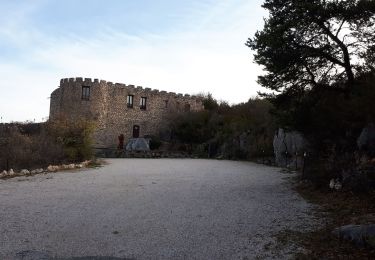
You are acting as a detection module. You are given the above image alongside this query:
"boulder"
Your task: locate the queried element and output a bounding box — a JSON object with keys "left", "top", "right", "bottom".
{"left": 8, "top": 169, "right": 15, "bottom": 176}
{"left": 329, "top": 179, "right": 335, "bottom": 189}
{"left": 47, "top": 165, "right": 59, "bottom": 172}
{"left": 273, "top": 128, "right": 307, "bottom": 168}
{"left": 329, "top": 178, "right": 342, "bottom": 190}
{"left": 82, "top": 160, "right": 90, "bottom": 167}
{"left": 75, "top": 164, "right": 83, "bottom": 168}
{"left": 357, "top": 123, "right": 375, "bottom": 152}
{"left": 0, "top": 170, "right": 7, "bottom": 177}
{"left": 126, "top": 138, "right": 150, "bottom": 151}
{"left": 62, "top": 164, "right": 75, "bottom": 170}
{"left": 333, "top": 224, "right": 375, "bottom": 248}
{"left": 20, "top": 169, "right": 30, "bottom": 176}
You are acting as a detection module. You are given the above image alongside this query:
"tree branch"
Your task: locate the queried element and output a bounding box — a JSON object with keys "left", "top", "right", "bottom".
{"left": 317, "top": 20, "right": 355, "bottom": 82}
{"left": 335, "top": 19, "right": 346, "bottom": 37}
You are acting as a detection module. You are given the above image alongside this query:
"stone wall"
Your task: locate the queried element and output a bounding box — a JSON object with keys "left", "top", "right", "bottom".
{"left": 49, "top": 77, "right": 204, "bottom": 149}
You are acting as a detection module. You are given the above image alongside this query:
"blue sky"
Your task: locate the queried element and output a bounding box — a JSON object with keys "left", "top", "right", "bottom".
{"left": 0, "top": 0, "right": 267, "bottom": 122}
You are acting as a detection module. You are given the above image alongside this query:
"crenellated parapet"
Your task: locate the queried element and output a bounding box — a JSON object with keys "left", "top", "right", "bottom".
{"left": 58, "top": 77, "right": 202, "bottom": 102}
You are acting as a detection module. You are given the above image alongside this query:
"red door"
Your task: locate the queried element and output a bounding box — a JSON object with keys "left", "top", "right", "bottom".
{"left": 133, "top": 125, "right": 140, "bottom": 138}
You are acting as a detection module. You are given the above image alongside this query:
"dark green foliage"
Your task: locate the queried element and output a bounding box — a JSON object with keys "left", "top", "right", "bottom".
{"left": 171, "top": 110, "right": 214, "bottom": 144}
{"left": 248, "top": 0, "right": 375, "bottom": 186}
{"left": 202, "top": 93, "right": 219, "bottom": 111}
{"left": 148, "top": 135, "right": 162, "bottom": 150}
{"left": 248, "top": 0, "right": 375, "bottom": 140}
{"left": 169, "top": 96, "right": 276, "bottom": 159}
{"left": 272, "top": 73, "right": 375, "bottom": 154}
{"left": 247, "top": 0, "right": 375, "bottom": 93}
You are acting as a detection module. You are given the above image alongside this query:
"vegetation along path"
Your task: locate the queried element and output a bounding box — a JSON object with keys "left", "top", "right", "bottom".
{"left": 0, "top": 159, "right": 319, "bottom": 259}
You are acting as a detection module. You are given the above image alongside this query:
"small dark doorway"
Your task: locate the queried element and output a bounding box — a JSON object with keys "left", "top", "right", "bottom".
{"left": 133, "top": 125, "right": 140, "bottom": 138}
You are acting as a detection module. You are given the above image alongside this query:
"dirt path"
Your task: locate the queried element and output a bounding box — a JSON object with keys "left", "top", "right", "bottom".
{"left": 0, "top": 159, "right": 319, "bottom": 259}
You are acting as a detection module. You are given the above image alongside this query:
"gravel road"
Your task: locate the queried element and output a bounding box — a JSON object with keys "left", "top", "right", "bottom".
{"left": 0, "top": 159, "right": 318, "bottom": 259}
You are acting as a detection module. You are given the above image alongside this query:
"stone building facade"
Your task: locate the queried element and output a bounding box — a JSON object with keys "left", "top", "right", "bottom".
{"left": 49, "top": 77, "right": 204, "bottom": 149}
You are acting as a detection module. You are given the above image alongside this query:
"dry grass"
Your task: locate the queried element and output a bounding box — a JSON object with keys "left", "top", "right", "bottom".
{"left": 287, "top": 180, "right": 375, "bottom": 259}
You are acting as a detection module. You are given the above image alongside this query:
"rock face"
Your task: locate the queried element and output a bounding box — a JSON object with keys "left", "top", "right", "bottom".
{"left": 333, "top": 224, "right": 375, "bottom": 248}
{"left": 357, "top": 123, "right": 375, "bottom": 153}
{"left": 126, "top": 138, "right": 150, "bottom": 151}
{"left": 273, "top": 128, "right": 307, "bottom": 168}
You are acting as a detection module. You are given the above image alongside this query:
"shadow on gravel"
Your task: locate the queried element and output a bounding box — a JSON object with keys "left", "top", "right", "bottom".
{"left": 15, "top": 251, "right": 135, "bottom": 260}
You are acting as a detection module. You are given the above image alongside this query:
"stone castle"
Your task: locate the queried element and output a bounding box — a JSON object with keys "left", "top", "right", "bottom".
{"left": 49, "top": 77, "right": 204, "bottom": 149}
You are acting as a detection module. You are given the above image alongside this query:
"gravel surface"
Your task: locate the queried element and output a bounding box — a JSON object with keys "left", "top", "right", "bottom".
{"left": 0, "top": 159, "right": 318, "bottom": 259}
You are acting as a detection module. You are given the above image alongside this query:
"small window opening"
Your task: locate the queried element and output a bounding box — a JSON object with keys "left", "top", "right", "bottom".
{"left": 82, "top": 86, "right": 90, "bottom": 100}
{"left": 184, "top": 103, "right": 191, "bottom": 112}
{"left": 140, "top": 97, "right": 147, "bottom": 110}
{"left": 127, "top": 95, "right": 134, "bottom": 108}
{"left": 164, "top": 100, "right": 169, "bottom": 108}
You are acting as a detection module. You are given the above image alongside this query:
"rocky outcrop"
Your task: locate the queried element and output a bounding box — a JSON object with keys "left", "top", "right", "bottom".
{"left": 357, "top": 123, "right": 375, "bottom": 153}
{"left": 126, "top": 138, "right": 150, "bottom": 151}
{"left": 273, "top": 128, "right": 307, "bottom": 168}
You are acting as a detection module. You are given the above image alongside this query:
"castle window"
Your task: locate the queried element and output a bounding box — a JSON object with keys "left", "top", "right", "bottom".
{"left": 82, "top": 86, "right": 90, "bottom": 100}
{"left": 164, "top": 100, "right": 169, "bottom": 108}
{"left": 184, "top": 104, "right": 191, "bottom": 112}
{"left": 127, "top": 95, "right": 134, "bottom": 108}
{"left": 140, "top": 97, "right": 147, "bottom": 110}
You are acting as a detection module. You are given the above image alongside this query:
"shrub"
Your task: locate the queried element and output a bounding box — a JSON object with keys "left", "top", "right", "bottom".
{"left": 0, "top": 118, "right": 95, "bottom": 171}
{"left": 168, "top": 96, "right": 276, "bottom": 159}
{"left": 46, "top": 118, "right": 95, "bottom": 162}
{"left": 148, "top": 136, "right": 162, "bottom": 150}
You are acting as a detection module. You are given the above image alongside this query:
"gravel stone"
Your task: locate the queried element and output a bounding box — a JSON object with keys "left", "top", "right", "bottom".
{"left": 0, "top": 159, "right": 318, "bottom": 259}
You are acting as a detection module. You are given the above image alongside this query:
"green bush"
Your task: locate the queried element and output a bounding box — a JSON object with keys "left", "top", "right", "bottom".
{"left": 149, "top": 136, "right": 162, "bottom": 150}
{"left": 168, "top": 96, "right": 276, "bottom": 159}
{"left": 47, "top": 118, "right": 95, "bottom": 162}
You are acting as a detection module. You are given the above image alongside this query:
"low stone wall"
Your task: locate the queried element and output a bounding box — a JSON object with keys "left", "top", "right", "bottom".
{"left": 0, "top": 160, "right": 92, "bottom": 180}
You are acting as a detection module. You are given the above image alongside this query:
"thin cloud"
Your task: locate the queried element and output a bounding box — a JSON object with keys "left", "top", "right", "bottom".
{"left": 0, "top": 0, "right": 267, "bottom": 122}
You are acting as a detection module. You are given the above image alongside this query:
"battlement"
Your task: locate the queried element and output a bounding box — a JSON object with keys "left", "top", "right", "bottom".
{"left": 61, "top": 77, "right": 95, "bottom": 84}
{"left": 59, "top": 77, "right": 200, "bottom": 100}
